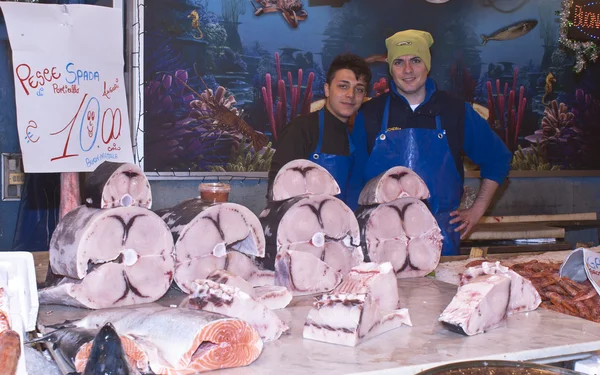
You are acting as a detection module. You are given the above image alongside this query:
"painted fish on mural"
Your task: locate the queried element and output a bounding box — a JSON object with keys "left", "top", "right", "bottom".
{"left": 250, "top": 0, "right": 308, "bottom": 29}
{"left": 480, "top": 20, "right": 537, "bottom": 45}
{"left": 177, "top": 73, "right": 269, "bottom": 152}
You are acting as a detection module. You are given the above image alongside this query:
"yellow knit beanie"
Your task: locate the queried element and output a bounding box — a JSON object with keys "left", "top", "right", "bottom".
{"left": 385, "top": 30, "right": 434, "bottom": 73}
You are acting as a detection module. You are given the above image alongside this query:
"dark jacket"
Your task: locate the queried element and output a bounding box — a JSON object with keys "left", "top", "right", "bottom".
{"left": 267, "top": 107, "right": 350, "bottom": 196}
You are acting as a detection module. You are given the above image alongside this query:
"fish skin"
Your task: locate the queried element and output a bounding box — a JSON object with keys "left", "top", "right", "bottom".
{"left": 82, "top": 323, "right": 132, "bottom": 375}
{"left": 0, "top": 329, "right": 21, "bottom": 375}
{"left": 481, "top": 20, "right": 538, "bottom": 45}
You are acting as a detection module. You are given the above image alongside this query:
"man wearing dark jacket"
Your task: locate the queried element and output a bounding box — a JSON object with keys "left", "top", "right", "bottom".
{"left": 348, "top": 29, "right": 511, "bottom": 256}
{"left": 267, "top": 53, "right": 372, "bottom": 203}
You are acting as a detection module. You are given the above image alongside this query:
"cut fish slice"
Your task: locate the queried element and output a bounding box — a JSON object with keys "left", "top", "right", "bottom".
{"left": 54, "top": 305, "right": 264, "bottom": 375}
{"left": 42, "top": 206, "right": 175, "bottom": 309}
{"left": 274, "top": 250, "right": 342, "bottom": 296}
{"left": 358, "top": 166, "right": 429, "bottom": 206}
{"left": 158, "top": 199, "right": 266, "bottom": 293}
{"left": 271, "top": 159, "right": 340, "bottom": 201}
{"left": 259, "top": 194, "right": 363, "bottom": 274}
{"left": 84, "top": 161, "right": 152, "bottom": 209}
{"left": 356, "top": 197, "right": 442, "bottom": 278}
{"left": 439, "top": 274, "right": 511, "bottom": 336}
{"left": 460, "top": 261, "right": 541, "bottom": 315}
{"left": 303, "top": 293, "right": 412, "bottom": 347}
{"left": 333, "top": 262, "right": 399, "bottom": 311}
{"left": 182, "top": 279, "right": 289, "bottom": 341}
{"left": 0, "top": 329, "right": 20, "bottom": 375}
{"left": 206, "top": 269, "right": 291, "bottom": 309}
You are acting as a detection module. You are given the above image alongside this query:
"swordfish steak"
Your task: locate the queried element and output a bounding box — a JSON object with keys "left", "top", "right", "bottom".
{"left": 40, "top": 205, "right": 175, "bottom": 309}
{"left": 356, "top": 197, "right": 442, "bottom": 278}
{"left": 84, "top": 161, "right": 152, "bottom": 209}
{"left": 270, "top": 159, "right": 340, "bottom": 201}
{"left": 439, "top": 273, "right": 511, "bottom": 336}
{"left": 50, "top": 305, "right": 264, "bottom": 375}
{"left": 358, "top": 166, "right": 429, "bottom": 206}
{"left": 303, "top": 293, "right": 412, "bottom": 347}
{"left": 159, "top": 199, "right": 267, "bottom": 293}
{"left": 259, "top": 194, "right": 363, "bottom": 274}
{"left": 460, "top": 261, "right": 541, "bottom": 315}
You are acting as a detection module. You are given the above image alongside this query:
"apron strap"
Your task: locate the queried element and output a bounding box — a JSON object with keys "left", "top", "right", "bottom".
{"left": 314, "top": 109, "right": 325, "bottom": 154}
{"left": 347, "top": 130, "right": 355, "bottom": 154}
{"left": 435, "top": 115, "right": 443, "bottom": 132}
{"left": 381, "top": 96, "right": 391, "bottom": 133}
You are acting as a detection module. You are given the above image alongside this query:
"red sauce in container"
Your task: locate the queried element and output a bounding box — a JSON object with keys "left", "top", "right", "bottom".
{"left": 199, "top": 182, "right": 231, "bottom": 203}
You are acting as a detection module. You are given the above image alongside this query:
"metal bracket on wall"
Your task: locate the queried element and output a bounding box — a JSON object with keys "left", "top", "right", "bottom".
{"left": 1, "top": 153, "right": 24, "bottom": 201}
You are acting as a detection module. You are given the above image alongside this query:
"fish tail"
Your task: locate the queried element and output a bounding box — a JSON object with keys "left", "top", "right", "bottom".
{"left": 252, "top": 132, "right": 269, "bottom": 151}
{"left": 481, "top": 35, "right": 488, "bottom": 46}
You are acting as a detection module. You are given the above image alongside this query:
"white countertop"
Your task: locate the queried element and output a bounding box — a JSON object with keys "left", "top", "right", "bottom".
{"left": 37, "top": 278, "right": 600, "bottom": 375}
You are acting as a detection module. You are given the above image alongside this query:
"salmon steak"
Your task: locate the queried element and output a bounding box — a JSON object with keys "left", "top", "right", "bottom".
{"left": 356, "top": 197, "right": 442, "bottom": 278}
{"left": 49, "top": 305, "right": 264, "bottom": 375}
{"left": 358, "top": 166, "right": 430, "bottom": 206}
{"left": 84, "top": 161, "right": 152, "bottom": 209}
{"left": 40, "top": 205, "right": 175, "bottom": 309}
{"left": 270, "top": 159, "right": 340, "bottom": 201}
{"left": 158, "top": 199, "right": 266, "bottom": 293}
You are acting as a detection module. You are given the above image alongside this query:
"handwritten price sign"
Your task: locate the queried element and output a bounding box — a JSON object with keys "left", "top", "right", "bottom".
{"left": 0, "top": 3, "right": 133, "bottom": 173}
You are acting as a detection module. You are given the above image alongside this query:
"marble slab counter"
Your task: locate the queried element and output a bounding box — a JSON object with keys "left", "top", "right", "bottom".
{"left": 37, "top": 278, "right": 600, "bottom": 375}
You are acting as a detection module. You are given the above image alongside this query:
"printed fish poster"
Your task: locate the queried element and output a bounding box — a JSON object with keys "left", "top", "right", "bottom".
{"left": 0, "top": 2, "right": 133, "bottom": 173}
{"left": 143, "top": 0, "right": 600, "bottom": 174}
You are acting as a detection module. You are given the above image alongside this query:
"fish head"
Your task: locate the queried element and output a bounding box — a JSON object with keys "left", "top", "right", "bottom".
{"left": 82, "top": 323, "right": 131, "bottom": 375}
{"left": 523, "top": 20, "right": 538, "bottom": 31}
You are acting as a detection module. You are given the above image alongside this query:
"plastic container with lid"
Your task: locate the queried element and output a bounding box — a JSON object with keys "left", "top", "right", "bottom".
{"left": 199, "top": 182, "right": 231, "bottom": 203}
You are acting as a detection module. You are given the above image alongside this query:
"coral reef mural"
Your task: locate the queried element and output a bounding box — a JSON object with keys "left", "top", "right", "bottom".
{"left": 143, "top": 0, "right": 600, "bottom": 173}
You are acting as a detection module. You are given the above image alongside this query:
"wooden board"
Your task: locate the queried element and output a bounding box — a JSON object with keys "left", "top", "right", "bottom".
{"left": 465, "top": 223, "right": 565, "bottom": 240}
{"left": 479, "top": 212, "right": 597, "bottom": 224}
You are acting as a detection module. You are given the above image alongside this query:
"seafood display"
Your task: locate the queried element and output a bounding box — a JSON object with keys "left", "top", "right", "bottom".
{"left": 358, "top": 166, "right": 430, "bottom": 206}
{"left": 40, "top": 205, "right": 176, "bottom": 309}
{"left": 441, "top": 260, "right": 543, "bottom": 336}
{"left": 303, "top": 262, "right": 412, "bottom": 347}
{"left": 83, "top": 161, "right": 152, "bottom": 209}
{"left": 356, "top": 197, "right": 443, "bottom": 278}
{"left": 439, "top": 274, "right": 512, "bottom": 336}
{"left": 157, "top": 198, "right": 267, "bottom": 293}
{"left": 333, "top": 262, "right": 399, "bottom": 311}
{"left": 509, "top": 260, "right": 600, "bottom": 323}
{"left": 274, "top": 249, "right": 343, "bottom": 296}
{"left": 270, "top": 159, "right": 341, "bottom": 201}
{"left": 460, "top": 261, "right": 542, "bottom": 315}
{"left": 41, "top": 305, "right": 264, "bottom": 375}
{"left": 205, "top": 269, "right": 292, "bottom": 310}
{"left": 259, "top": 193, "right": 363, "bottom": 274}
{"left": 182, "top": 279, "right": 289, "bottom": 341}
{"left": 74, "top": 323, "right": 133, "bottom": 375}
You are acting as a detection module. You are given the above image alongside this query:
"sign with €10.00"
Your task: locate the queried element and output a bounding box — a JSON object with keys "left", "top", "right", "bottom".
{"left": 0, "top": 2, "right": 133, "bottom": 173}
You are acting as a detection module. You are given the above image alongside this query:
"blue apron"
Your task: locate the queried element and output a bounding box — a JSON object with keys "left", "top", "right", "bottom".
{"left": 363, "top": 96, "right": 463, "bottom": 256}
{"left": 311, "top": 109, "right": 355, "bottom": 203}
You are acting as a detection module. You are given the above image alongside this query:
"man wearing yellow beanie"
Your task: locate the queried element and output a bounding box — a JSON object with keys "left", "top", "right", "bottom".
{"left": 347, "top": 29, "right": 511, "bottom": 257}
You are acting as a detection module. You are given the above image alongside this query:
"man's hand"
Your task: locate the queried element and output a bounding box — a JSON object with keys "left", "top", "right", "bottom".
{"left": 449, "top": 179, "right": 501, "bottom": 239}
{"left": 450, "top": 205, "right": 486, "bottom": 239}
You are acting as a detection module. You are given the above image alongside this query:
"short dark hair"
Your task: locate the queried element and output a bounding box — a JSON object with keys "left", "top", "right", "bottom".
{"left": 326, "top": 53, "right": 372, "bottom": 87}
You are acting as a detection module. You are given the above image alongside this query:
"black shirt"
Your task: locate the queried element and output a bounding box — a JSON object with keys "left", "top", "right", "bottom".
{"left": 267, "top": 107, "right": 350, "bottom": 195}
